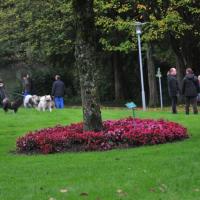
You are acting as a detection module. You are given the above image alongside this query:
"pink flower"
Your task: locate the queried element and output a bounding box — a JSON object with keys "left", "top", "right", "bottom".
{"left": 16, "top": 118, "right": 189, "bottom": 154}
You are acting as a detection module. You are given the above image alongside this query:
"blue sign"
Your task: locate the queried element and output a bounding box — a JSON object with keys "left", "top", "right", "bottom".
{"left": 125, "top": 102, "right": 137, "bottom": 109}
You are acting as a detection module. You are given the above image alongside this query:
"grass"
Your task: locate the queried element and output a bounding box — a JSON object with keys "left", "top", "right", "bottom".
{"left": 0, "top": 107, "right": 200, "bottom": 200}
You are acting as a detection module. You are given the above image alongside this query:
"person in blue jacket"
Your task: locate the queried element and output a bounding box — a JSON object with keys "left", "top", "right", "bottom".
{"left": 51, "top": 75, "right": 65, "bottom": 109}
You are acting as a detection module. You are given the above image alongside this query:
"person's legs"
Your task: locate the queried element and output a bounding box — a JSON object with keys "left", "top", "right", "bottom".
{"left": 185, "top": 97, "right": 190, "bottom": 115}
{"left": 191, "top": 97, "right": 198, "bottom": 114}
{"left": 58, "top": 97, "right": 61, "bottom": 108}
{"left": 54, "top": 97, "right": 60, "bottom": 108}
{"left": 23, "top": 91, "right": 30, "bottom": 97}
{"left": 171, "top": 96, "right": 177, "bottom": 114}
{"left": 60, "top": 97, "right": 64, "bottom": 109}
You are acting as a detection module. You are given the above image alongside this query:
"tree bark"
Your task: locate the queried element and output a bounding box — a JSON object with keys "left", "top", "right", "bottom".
{"left": 146, "top": 43, "right": 159, "bottom": 107}
{"left": 169, "top": 34, "right": 186, "bottom": 84}
{"left": 73, "top": 0, "right": 102, "bottom": 131}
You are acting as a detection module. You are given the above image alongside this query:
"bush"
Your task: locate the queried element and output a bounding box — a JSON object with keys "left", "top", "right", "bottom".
{"left": 16, "top": 118, "right": 189, "bottom": 154}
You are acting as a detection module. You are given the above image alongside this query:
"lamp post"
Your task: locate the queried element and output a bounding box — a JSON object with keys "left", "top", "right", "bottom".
{"left": 135, "top": 22, "right": 146, "bottom": 111}
{"left": 156, "top": 68, "right": 163, "bottom": 109}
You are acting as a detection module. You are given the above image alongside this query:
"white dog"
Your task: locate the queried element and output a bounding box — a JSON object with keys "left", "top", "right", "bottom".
{"left": 24, "top": 95, "right": 40, "bottom": 108}
{"left": 37, "top": 95, "right": 54, "bottom": 112}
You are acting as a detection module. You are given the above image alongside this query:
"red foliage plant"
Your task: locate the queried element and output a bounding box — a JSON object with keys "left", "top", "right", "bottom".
{"left": 16, "top": 118, "right": 189, "bottom": 154}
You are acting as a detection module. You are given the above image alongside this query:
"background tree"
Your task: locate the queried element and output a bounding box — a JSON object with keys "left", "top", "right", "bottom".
{"left": 1, "top": 0, "right": 200, "bottom": 107}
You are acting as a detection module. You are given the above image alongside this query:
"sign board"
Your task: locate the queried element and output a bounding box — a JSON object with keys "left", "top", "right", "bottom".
{"left": 125, "top": 102, "right": 137, "bottom": 109}
{"left": 155, "top": 67, "right": 163, "bottom": 109}
{"left": 125, "top": 102, "right": 137, "bottom": 118}
{"left": 156, "top": 68, "right": 162, "bottom": 78}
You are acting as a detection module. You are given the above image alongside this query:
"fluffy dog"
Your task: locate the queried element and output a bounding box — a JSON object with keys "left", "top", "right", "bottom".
{"left": 2, "top": 98, "right": 22, "bottom": 113}
{"left": 24, "top": 95, "right": 40, "bottom": 108}
{"left": 37, "top": 95, "right": 54, "bottom": 112}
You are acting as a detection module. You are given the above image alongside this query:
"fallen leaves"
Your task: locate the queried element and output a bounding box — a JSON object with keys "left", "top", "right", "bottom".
{"left": 159, "top": 184, "right": 168, "bottom": 193}
{"left": 60, "top": 188, "right": 68, "bottom": 193}
{"left": 116, "top": 189, "right": 128, "bottom": 197}
{"left": 49, "top": 198, "right": 56, "bottom": 200}
{"left": 80, "top": 192, "right": 89, "bottom": 196}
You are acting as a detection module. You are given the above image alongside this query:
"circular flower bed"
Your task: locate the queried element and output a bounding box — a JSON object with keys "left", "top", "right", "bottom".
{"left": 16, "top": 118, "right": 189, "bottom": 154}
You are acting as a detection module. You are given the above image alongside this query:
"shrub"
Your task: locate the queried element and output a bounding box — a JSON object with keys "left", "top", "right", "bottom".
{"left": 16, "top": 118, "right": 189, "bottom": 154}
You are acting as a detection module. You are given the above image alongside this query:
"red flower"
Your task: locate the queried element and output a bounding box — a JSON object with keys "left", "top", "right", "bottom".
{"left": 16, "top": 118, "right": 189, "bottom": 154}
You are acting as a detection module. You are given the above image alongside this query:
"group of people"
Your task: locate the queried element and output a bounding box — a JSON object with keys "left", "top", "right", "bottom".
{"left": 0, "top": 74, "right": 66, "bottom": 109}
{"left": 1, "top": 69, "right": 200, "bottom": 113}
{"left": 168, "top": 67, "right": 200, "bottom": 115}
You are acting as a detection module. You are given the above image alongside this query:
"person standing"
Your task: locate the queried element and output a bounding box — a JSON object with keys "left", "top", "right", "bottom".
{"left": 198, "top": 75, "right": 200, "bottom": 102}
{"left": 22, "top": 74, "right": 32, "bottom": 96}
{"left": 51, "top": 75, "right": 65, "bottom": 109}
{"left": 167, "top": 68, "right": 180, "bottom": 114}
{"left": 182, "top": 68, "right": 199, "bottom": 115}
{"left": 0, "top": 79, "right": 8, "bottom": 102}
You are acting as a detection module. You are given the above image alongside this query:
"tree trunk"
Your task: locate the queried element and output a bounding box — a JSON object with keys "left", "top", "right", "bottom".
{"left": 169, "top": 34, "right": 186, "bottom": 84}
{"left": 146, "top": 43, "right": 159, "bottom": 107}
{"left": 73, "top": 0, "right": 102, "bottom": 131}
{"left": 169, "top": 34, "right": 186, "bottom": 103}
{"left": 175, "top": 54, "right": 185, "bottom": 85}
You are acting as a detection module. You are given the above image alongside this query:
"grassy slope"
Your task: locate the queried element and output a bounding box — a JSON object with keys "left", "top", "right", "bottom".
{"left": 0, "top": 108, "right": 200, "bottom": 200}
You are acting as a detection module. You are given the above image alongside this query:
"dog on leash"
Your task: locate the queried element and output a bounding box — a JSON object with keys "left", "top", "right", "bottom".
{"left": 2, "top": 98, "right": 22, "bottom": 113}
{"left": 37, "top": 95, "right": 54, "bottom": 112}
{"left": 24, "top": 95, "right": 40, "bottom": 108}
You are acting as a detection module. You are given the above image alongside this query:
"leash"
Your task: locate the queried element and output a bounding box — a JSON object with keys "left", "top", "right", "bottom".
{"left": 11, "top": 92, "right": 25, "bottom": 97}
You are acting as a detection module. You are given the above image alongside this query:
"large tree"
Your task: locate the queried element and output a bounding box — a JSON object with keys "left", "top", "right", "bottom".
{"left": 72, "top": 0, "right": 103, "bottom": 131}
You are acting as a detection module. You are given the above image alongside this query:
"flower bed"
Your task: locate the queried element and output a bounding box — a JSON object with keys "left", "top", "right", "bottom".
{"left": 16, "top": 118, "right": 189, "bottom": 154}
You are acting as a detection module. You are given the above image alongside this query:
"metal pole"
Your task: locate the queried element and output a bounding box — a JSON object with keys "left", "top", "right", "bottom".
{"left": 159, "top": 77, "right": 163, "bottom": 109}
{"left": 137, "top": 34, "right": 146, "bottom": 111}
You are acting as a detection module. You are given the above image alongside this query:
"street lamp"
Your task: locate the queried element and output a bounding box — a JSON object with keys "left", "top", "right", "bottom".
{"left": 156, "top": 68, "right": 163, "bottom": 109}
{"left": 135, "top": 21, "right": 146, "bottom": 111}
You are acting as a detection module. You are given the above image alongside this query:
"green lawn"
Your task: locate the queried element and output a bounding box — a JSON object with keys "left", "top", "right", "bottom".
{"left": 0, "top": 107, "right": 200, "bottom": 200}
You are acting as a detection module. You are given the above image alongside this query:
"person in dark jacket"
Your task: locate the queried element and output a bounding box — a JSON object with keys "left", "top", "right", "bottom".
{"left": 22, "top": 74, "right": 32, "bottom": 96}
{"left": 0, "top": 79, "right": 8, "bottom": 103}
{"left": 167, "top": 68, "right": 180, "bottom": 114}
{"left": 182, "top": 68, "right": 199, "bottom": 115}
{"left": 51, "top": 75, "right": 65, "bottom": 109}
{"left": 198, "top": 75, "right": 200, "bottom": 102}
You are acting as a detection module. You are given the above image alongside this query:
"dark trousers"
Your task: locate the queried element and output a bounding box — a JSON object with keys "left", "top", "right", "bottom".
{"left": 171, "top": 96, "right": 177, "bottom": 113}
{"left": 185, "top": 96, "right": 198, "bottom": 114}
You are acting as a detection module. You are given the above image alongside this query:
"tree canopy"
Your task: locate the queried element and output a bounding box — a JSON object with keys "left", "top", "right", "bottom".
{"left": 0, "top": 0, "right": 200, "bottom": 108}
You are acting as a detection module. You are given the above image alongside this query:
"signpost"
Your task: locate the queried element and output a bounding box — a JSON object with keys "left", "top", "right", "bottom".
{"left": 156, "top": 68, "right": 163, "bottom": 109}
{"left": 125, "top": 102, "right": 137, "bottom": 118}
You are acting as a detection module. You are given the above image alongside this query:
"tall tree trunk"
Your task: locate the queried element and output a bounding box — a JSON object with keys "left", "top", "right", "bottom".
{"left": 175, "top": 54, "right": 185, "bottom": 85}
{"left": 146, "top": 43, "right": 159, "bottom": 107}
{"left": 169, "top": 34, "right": 186, "bottom": 103}
{"left": 169, "top": 34, "right": 186, "bottom": 84}
{"left": 73, "top": 0, "right": 102, "bottom": 131}
{"left": 113, "top": 52, "right": 125, "bottom": 101}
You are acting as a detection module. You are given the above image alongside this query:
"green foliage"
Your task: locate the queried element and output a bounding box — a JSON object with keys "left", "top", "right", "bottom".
{"left": 0, "top": 0, "right": 200, "bottom": 104}
{"left": 1, "top": 0, "right": 200, "bottom": 56}
{"left": 0, "top": 0, "right": 74, "bottom": 61}
{"left": 95, "top": 0, "right": 137, "bottom": 53}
